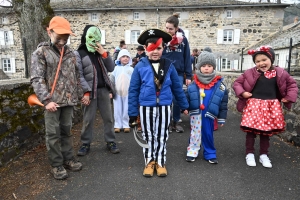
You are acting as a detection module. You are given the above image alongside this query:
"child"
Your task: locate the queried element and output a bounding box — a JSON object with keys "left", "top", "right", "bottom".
{"left": 31, "top": 16, "right": 85, "bottom": 180}
{"left": 233, "top": 46, "right": 298, "bottom": 168}
{"left": 128, "top": 29, "right": 189, "bottom": 177}
{"left": 75, "top": 25, "right": 120, "bottom": 156}
{"left": 184, "top": 47, "right": 228, "bottom": 164}
{"left": 110, "top": 49, "right": 134, "bottom": 133}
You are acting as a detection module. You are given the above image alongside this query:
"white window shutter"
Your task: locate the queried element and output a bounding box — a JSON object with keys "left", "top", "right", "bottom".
{"left": 125, "top": 30, "right": 131, "bottom": 44}
{"left": 66, "top": 37, "right": 70, "bottom": 45}
{"left": 8, "top": 31, "right": 14, "bottom": 45}
{"left": 184, "top": 29, "right": 189, "bottom": 41}
{"left": 217, "top": 29, "right": 223, "bottom": 44}
{"left": 10, "top": 58, "right": 16, "bottom": 73}
{"left": 0, "top": 31, "right": 4, "bottom": 45}
{"left": 101, "top": 30, "right": 105, "bottom": 45}
{"left": 88, "top": 13, "right": 92, "bottom": 21}
{"left": 234, "top": 60, "right": 239, "bottom": 70}
{"left": 234, "top": 29, "right": 240, "bottom": 44}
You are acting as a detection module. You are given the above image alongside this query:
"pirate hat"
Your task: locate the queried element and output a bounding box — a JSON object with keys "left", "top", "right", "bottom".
{"left": 138, "top": 29, "right": 172, "bottom": 45}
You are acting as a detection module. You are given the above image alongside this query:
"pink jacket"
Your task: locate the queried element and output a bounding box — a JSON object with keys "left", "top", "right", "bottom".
{"left": 232, "top": 66, "right": 298, "bottom": 112}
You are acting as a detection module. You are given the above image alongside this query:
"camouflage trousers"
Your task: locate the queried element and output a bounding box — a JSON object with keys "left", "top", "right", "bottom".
{"left": 44, "top": 106, "right": 74, "bottom": 167}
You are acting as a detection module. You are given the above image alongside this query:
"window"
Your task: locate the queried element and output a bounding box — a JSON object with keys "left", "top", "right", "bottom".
{"left": 226, "top": 10, "right": 232, "bottom": 18}
{"left": 221, "top": 59, "right": 231, "bottom": 70}
{"left": 2, "top": 59, "right": 11, "bottom": 72}
{"left": 133, "top": 12, "right": 140, "bottom": 20}
{"left": 217, "top": 29, "right": 240, "bottom": 44}
{"left": 4, "top": 31, "right": 9, "bottom": 44}
{"left": 130, "top": 30, "right": 140, "bottom": 44}
{"left": 275, "top": 54, "right": 279, "bottom": 66}
{"left": 0, "top": 30, "right": 14, "bottom": 45}
{"left": 223, "top": 30, "right": 233, "bottom": 43}
{"left": 91, "top": 13, "right": 98, "bottom": 22}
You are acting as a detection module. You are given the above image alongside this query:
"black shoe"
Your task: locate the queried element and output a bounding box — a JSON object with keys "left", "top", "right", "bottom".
{"left": 208, "top": 159, "right": 218, "bottom": 164}
{"left": 106, "top": 142, "right": 120, "bottom": 154}
{"left": 186, "top": 156, "right": 195, "bottom": 162}
{"left": 77, "top": 144, "right": 90, "bottom": 156}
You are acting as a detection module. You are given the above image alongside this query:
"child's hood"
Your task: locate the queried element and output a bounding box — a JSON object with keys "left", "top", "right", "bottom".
{"left": 115, "top": 49, "right": 132, "bottom": 65}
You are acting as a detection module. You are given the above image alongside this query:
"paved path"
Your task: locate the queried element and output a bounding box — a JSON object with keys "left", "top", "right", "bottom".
{"left": 36, "top": 111, "right": 300, "bottom": 200}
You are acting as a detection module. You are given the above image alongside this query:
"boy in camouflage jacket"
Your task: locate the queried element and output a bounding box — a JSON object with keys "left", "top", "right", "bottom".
{"left": 30, "top": 16, "right": 85, "bottom": 180}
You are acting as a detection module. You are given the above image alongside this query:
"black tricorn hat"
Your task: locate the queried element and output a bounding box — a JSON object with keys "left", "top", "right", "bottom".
{"left": 138, "top": 29, "right": 172, "bottom": 45}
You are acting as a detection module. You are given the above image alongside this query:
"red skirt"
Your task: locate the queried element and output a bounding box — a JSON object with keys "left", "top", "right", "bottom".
{"left": 240, "top": 98, "right": 285, "bottom": 136}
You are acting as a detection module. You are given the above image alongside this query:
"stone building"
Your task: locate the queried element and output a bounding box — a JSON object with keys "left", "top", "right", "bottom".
{"left": 0, "top": 0, "right": 290, "bottom": 78}
{"left": 242, "top": 21, "right": 300, "bottom": 73}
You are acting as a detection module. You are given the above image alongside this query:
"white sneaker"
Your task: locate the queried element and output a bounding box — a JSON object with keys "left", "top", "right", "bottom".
{"left": 246, "top": 153, "right": 256, "bottom": 167}
{"left": 259, "top": 154, "right": 272, "bottom": 168}
{"left": 178, "top": 119, "right": 182, "bottom": 123}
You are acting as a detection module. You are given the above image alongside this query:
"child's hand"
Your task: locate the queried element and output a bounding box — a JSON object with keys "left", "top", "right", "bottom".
{"left": 95, "top": 42, "right": 105, "bottom": 54}
{"left": 242, "top": 92, "right": 252, "bottom": 99}
{"left": 109, "top": 93, "right": 113, "bottom": 99}
{"left": 81, "top": 96, "right": 90, "bottom": 106}
{"left": 183, "top": 110, "right": 189, "bottom": 115}
{"left": 281, "top": 98, "right": 289, "bottom": 103}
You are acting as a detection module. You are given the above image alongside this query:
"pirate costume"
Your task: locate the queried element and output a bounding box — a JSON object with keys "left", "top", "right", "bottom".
{"left": 128, "top": 29, "right": 189, "bottom": 177}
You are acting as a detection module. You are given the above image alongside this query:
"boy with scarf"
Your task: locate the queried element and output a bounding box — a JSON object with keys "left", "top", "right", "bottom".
{"left": 184, "top": 47, "right": 228, "bottom": 164}
{"left": 75, "top": 25, "right": 120, "bottom": 156}
{"left": 128, "top": 29, "right": 189, "bottom": 177}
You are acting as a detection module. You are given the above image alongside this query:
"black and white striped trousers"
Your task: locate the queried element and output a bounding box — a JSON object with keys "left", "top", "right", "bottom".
{"left": 140, "top": 105, "right": 171, "bottom": 167}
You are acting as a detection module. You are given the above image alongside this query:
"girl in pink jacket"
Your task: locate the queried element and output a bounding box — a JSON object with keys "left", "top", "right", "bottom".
{"left": 233, "top": 46, "right": 298, "bottom": 168}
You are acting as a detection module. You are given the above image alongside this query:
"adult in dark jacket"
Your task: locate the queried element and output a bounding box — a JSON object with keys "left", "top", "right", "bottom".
{"left": 135, "top": 45, "right": 146, "bottom": 61}
{"left": 162, "top": 13, "right": 192, "bottom": 133}
{"left": 74, "top": 25, "right": 120, "bottom": 156}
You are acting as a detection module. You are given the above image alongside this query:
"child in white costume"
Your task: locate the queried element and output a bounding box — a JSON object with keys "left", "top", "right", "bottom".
{"left": 110, "top": 49, "right": 134, "bottom": 133}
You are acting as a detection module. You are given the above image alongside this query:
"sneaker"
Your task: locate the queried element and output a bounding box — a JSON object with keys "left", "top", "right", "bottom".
{"left": 106, "top": 142, "right": 120, "bottom": 154}
{"left": 124, "top": 128, "right": 130, "bottom": 133}
{"left": 172, "top": 121, "right": 184, "bottom": 133}
{"left": 178, "top": 119, "right": 182, "bottom": 123}
{"left": 51, "top": 166, "right": 68, "bottom": 180}
{"left": 246, "top": 153, "right": 256, "bottom": 167}
{"left": 114, "top": 128, "right": 121, "bottom": 133}
{"left": 186, "top": 156, "right": 195, "bottom": 162}
{"left": 77, "top": 143, "right": 90, "bottom": 156}
{"left": 208, "top": 159, "right": 218, "bottom": 164}
{"left": 143, "top": 161, "right": 155, "bottom": 177}
{"left": 64, "top": 157, "right": 82, "bottom": 171}
{"left": 155, "top": 163, "right": 167, "bottom": 177}
{"left": 259, "top": 154, "right": 272, "bottom": 168}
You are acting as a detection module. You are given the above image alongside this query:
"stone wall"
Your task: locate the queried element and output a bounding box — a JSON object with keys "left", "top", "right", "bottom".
{"left": 0, "top": 79, "right": 82, "bottom": 167}
{"left": 1, "top": 72, "right": 300, "bottom": 166}
{"left": 1, "top": 2, "right": 288, "bottom": 78}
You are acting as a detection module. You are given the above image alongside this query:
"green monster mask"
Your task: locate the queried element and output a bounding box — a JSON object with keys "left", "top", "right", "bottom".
{"left": 85, "top": 26, "right": 102, "bottom": 53}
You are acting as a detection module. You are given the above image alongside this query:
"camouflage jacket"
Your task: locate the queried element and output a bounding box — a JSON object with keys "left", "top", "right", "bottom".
{"left": 30, "top": 42, "right": 83, "bottom": 107}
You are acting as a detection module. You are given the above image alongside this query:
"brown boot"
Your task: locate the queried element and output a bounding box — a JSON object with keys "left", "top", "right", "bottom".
{"left": 114, "top": 128, "right": 121, "bottom": 133}
{"left": 124, "top": 128, "right": 130, "bottom": 133}
{"left": 156, "top": 163, "right": 167, "bottom": 177}
{"left": 143, "top": 161, "right": 155, "bottom": 177}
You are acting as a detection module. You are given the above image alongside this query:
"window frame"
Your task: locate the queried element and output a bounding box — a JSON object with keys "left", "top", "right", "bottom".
{"left": 221, "top": 58, "right": 231, "bottom": 71}
{"left": 226, "top": 10, "right": 233, "bottom": 18}
{"left": 223, "top": 29, "right": 233, "bottom": 43}
{"left": 133, "top": 12, "right": 140, "bottom": 20}
{"left": 4, "top": 31, "right": 9, "bottom": 44}
{"left": 130, "top": 30, "right": 140, "bottom": 44}
{"left": 91, "top": 13, "right": 98, "bottom": 22}
{"left": 2, "top": 58, "right": 12, "bottom": 73}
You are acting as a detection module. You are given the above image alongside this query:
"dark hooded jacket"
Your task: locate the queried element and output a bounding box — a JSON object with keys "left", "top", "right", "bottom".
{"left": 74, "top": 25, "right": 115, "bottom": 99}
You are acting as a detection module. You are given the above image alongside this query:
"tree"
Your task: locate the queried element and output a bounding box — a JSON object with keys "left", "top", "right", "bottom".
{"left": 0, "top": 0, "right": 54, "bottom": 75}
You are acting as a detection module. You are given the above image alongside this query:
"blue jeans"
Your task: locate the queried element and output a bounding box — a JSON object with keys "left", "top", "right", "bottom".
{"left": 172, "top": 75, "right": 184, "bottom": 122}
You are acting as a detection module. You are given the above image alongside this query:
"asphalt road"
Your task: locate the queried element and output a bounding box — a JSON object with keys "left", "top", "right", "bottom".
{"left": 36, "top": 111, "right": 300, "bottom": 200}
